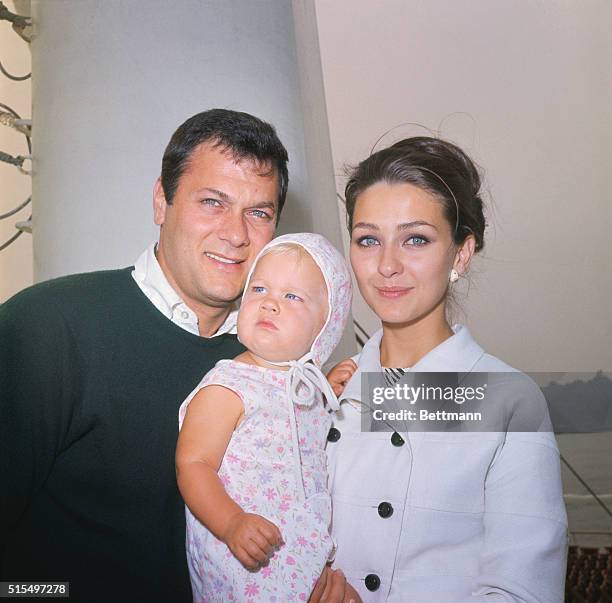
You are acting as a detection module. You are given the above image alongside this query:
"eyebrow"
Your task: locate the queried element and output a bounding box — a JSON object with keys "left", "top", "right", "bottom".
{"left": 253, "top": 201, "right": 277, "bottom": 212}
{"left": 202, "top": 187, "right": 230, "bottom": 201}
{"left": 201, "top": 188, "right": 277, "bottom": 213}
{"left": 352, "top": 220, "right": 437, "bottom": 231}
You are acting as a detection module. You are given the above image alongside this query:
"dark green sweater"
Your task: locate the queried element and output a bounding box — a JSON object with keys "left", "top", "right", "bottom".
{"left": 0, "top": 268, "right": 244, "bottom": 602}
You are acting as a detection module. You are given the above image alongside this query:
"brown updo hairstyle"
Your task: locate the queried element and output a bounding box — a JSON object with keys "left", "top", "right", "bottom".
{"left": 344, "top": 137, "right": 486, "bottom": 252}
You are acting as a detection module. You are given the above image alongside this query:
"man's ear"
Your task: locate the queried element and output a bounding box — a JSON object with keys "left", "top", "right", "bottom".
{"left": 153, "top": 178, "right": 168, "bottom": 226}
{"left": 454, "top": 234, "right": 476, "bottom": 275}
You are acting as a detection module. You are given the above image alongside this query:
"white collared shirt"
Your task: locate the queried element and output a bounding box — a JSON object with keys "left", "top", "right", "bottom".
{"left": 131, "top": 242, "right": 237, "bottom": 337}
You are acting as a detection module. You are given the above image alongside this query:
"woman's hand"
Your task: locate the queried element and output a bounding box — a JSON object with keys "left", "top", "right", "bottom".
{"left": 326, "top": 359, "right": 358, "bottom": 397}
{"left": 222, "top": 511, "right": 283, "bottom": 571}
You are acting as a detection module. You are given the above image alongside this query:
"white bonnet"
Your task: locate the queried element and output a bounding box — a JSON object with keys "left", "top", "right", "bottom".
{"left": 242, "top": 232, "right": 352, "bottom": 368}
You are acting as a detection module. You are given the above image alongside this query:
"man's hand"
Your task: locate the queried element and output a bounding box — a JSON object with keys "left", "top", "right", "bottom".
{"left": 222, "top": 511, "right": 283, "bottom": 571}
{"left": 326, "top": 359, "right": 358, "bottom": 397}
{"left": 309, "top": 565, "right": 363, "bottom": 602}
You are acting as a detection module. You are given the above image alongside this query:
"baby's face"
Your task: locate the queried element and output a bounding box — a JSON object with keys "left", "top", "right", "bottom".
{"left": 238, "top": 251, "right": 329, "bottom": 364}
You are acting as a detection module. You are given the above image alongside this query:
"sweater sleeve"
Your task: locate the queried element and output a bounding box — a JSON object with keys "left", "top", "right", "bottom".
{"left": 470, "top": 383, "right": 568, "bottom": 602}
{"left": 0, "top": 286, "right": 80, "bottom": 562}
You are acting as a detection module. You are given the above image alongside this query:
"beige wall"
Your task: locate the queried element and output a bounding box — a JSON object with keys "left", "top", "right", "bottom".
{"left": 0, "top": 0, "right": 32, "bottom": 302}
{"left": 17, "top": 0, "right": 356, "bottom": 362}
{"left": 3, "top": 0, "right": 610, "bottom": 373}
{"left": 316, "top": 0, "right": 611, "bottom": 372}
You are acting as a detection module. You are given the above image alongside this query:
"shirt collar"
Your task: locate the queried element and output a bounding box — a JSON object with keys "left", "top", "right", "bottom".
{"left": 132, "top": 242, "right": 237, "bottom": 337}
{"left": 411, "top": 324, "right": 484, "bottom": 373}
{"left": 338, "top": 329, "right": 383, "bottom": 405}
{"left": 133, "top": 242, "right": 186, "bottom": 316}
{"left": 339, "top": 324, "right": 484, "bottom": 405}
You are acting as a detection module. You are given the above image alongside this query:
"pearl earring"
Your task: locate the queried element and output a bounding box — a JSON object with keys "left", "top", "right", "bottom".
{"left": 449, "top": 268, "right": 459, "bottom": 283}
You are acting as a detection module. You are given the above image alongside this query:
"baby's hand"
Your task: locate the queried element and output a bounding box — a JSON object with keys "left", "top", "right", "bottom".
{"left": 326, "top": 359, "right": 358, "bottom": 397}
{"left": 223, "top": 511, "right": 283, "bottom": 571}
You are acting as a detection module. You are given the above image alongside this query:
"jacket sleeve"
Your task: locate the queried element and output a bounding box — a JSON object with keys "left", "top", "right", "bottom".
{"left": 470, "top": 383, "right": 568, "bottom": 602}
{"left": 0, "top": 286, "right": 79, "bottom": 563}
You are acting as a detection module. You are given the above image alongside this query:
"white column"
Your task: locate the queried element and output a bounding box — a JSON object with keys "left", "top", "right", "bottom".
{"left": 30, "top": 0, "right": 354, "bottom": 358}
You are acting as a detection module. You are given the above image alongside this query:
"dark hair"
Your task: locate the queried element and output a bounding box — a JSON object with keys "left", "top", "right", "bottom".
{"left": 161, "top": 109, "right": 289, "bottom": 219}
{"left": 344, "top": 136, "right": 485, "bottom": 251}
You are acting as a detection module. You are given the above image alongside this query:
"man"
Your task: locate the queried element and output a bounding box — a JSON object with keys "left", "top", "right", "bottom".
{"left": 0, "top": 109, "right": 287, "bottom": 602}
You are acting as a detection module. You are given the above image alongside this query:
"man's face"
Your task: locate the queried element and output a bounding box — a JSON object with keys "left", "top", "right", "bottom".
{"left": 153, "top": 142, "right": 279, "bottom": 317}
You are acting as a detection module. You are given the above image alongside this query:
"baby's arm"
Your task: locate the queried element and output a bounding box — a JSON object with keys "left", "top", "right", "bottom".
{"left": 176, "top": 385, "right": 283, "bottom": 570}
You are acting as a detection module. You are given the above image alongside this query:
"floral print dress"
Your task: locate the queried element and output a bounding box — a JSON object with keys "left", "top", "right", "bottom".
{"left": 178, "top": 359, "right": 334, "bottom": 602}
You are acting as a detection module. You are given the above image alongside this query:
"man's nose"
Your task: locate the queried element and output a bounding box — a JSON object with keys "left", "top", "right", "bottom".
{"left": 218, "top": 212, "right": 249, "bottom": 247}
{"left": 378, "top": 246, "right": 403, "bottom": 278}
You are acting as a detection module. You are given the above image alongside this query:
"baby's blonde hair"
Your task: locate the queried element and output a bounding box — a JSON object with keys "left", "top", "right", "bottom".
{"left": 259, "top": 242, "right": 311, "bottom": 263}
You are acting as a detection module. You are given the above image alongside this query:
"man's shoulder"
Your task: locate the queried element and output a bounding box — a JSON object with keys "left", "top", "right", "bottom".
{"left": 1, "top": 267, "right": 134, "bottom": 318}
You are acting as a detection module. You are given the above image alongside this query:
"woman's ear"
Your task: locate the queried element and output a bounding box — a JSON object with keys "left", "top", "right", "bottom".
{"left": 454, "top": 234, "right": 476, "bottom": 275}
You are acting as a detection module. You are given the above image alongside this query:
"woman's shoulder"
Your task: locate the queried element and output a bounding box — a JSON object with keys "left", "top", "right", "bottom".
{"left": 472, "top": 346, "right": 537, "bottom": 391}
{"left": 474, "top": 351, "right": 518, "bottom": 373}
{"left": 472, "top": 352, "right": 555, "bottom": 433}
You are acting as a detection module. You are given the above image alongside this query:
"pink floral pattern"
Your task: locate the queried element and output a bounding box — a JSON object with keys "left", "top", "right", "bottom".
{"left": 179, "top": 360, "right": 333, "bottom": 602}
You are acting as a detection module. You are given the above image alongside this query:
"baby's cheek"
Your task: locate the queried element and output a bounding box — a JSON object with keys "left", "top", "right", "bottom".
{"left": 237, "top": 305, "right": 254, "bottom": 329}
{"left": 236, "top": 315, "right": 253, "bottom": 346}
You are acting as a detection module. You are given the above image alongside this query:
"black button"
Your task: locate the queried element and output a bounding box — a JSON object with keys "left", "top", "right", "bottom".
{"left": 391, "top": 432, "right": 405, "bottom": 446}
{"left": 377, "top": 501, "right": 394, "bottom": 518}
{"left": 365, "top": 573, "right": 381, "bottom": 591}
{"left": 327, "top": 427, "right": 341, "bottom": 442}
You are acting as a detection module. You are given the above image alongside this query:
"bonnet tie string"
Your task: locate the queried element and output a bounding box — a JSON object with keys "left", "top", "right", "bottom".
{"left": 285, "top": 358, "right": 340, "bottom": 412}
{"left": 268, "top": 354, "right": 340, "bottom": 501}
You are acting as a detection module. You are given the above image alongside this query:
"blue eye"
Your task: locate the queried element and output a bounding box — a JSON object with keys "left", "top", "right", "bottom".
{"left": 285, "top": 293, "right": 302, "bottom": 301}
{"left": 406, "top": 235, "right": 429, "bottom": 247}
{"left": 249, "top": 209, "right": 273, "bottom": 220}
{"left": 202, "top": 198, "right": 221, "bottom": 207}
{"left": 356, "top": 236, "right": 379, "bottom": 247}
{"left": 252, "top": 286, "right": 265, "bottom": 293}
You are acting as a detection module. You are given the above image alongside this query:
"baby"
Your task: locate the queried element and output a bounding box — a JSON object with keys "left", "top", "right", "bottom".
{"left": 176, "top": 233, "right": 352, "bottom": 602}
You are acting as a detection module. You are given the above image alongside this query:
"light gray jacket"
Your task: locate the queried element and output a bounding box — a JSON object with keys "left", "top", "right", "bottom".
{"left": 327, "top": 325, "right": 568, "bottom": 602}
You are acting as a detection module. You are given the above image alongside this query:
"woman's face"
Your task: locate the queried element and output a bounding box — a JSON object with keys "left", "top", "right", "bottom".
{"left": 350, "top": 181, "right": 471, "bottom": 326}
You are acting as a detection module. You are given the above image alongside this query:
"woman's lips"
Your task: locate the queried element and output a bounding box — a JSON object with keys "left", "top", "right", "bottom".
{"left": 375, "top": 286, "right": 413, "bottom": 298}
{"left": 256, "top": 319, "right": 278, "bottom": 330}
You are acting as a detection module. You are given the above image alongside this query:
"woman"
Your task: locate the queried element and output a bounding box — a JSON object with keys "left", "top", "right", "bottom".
{"left": 326, "top": 137, "right": 568, "bottom": 602}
